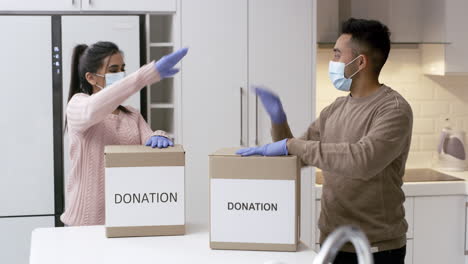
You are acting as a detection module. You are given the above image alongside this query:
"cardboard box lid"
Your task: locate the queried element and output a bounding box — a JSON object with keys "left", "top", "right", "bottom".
{"left": 105, "top": 145, "right": 185, "bottom": 168}
{"left": 209, "top": 147, "right": 299, "bottom": 180}
{"left": 210, "top": 147, "right": 297, "bottom": 159}
{"left": 210, "top": 147, "right": 240, "bottom": 156}
{"left": 105, "top": 145, "right": 185, "bottom": 154}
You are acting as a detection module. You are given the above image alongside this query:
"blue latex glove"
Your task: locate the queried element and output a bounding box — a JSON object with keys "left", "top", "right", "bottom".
{"left": 155, "top": 47, "right": 189, "bottom": 79}
{"left": 254, "top": 86, "right": 287, "bottom": 124}
{"left": 236, "top": 139, "right": 289, "bottom": 156}
{"left": 145, "top": 136, "right": 174, "bottom": 148}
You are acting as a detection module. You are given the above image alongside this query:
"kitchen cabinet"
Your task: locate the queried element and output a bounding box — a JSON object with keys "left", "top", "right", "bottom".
{"left": 0, "top": 217, "right": 54, "bottom": 264}
{"left": 81, "top": 0, "right": 176, "bottom": 12}
{"left": 317, "top": 0, "right": 468, "bottom": 75}
{"left": 405, "top": 198, "right": 415, "bottom": 264}
{"left": 315, "top": 195, "right": 466, "bottom": 263}
{"left": 181, "top": 0, "right": 315, "bottom": 245}
{"left": 413, "top": 196, "right": 465, "bottom": 264}
{"left": 316, "top": 0, "right": 339, "bottom": 44}
{"left": 0, "top": 0, "right": 79, "bottom": 11}
{"left": 348, "top": 0, "right": 423, "bottom": 43}
{"left": 405, "top": 197, "right": 414, "bottom": 239}
{"left": 0, "top": 0, "right": 176, "bottom": 12}
{"left": 421, "top": 0, "right": 468, "bottom": 75}
{"left": 317, "top": 0, "right": 423, "bottom": 43}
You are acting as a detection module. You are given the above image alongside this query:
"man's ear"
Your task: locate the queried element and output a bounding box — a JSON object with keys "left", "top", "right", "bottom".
{"left": 85, "top": 72, "right": 97, "bottom": 86}
{"left": 359, "top": 54, "right": 368, "bottom": 71}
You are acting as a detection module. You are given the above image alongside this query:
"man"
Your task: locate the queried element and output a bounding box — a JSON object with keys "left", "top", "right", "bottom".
{"left": 237, "top": 18, "right": 412, "bottom": 264}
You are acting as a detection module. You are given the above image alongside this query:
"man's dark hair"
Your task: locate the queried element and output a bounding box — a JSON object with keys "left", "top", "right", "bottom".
{"left": 341, "top": 18, "right": 391, "bottom": 75}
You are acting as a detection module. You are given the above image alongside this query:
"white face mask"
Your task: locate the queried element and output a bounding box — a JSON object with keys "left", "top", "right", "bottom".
{"left": 95, "top": 72, "right": 125, "bottom": 90}
{"left": 328, "top": 55, "right": 362, "bottom": 92}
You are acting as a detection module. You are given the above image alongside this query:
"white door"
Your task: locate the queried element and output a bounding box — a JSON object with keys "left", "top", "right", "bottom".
{"left": 81, "top": 0, "right": 176, "bottom": 12}
{"left": 0, "top": 216, "right": 54, "bottom": 264}
{"left": 248, "top": 0, "right": 314, "bottom": 147}
{"left": 466, "top": 197, "right": 468, "bottom": 264}
{"left": 181, "top": 0, "right": 248, "bottom": 224}
{"left": 413, "top": 196, "right": 465, "bottom": 264}
{"left": 406, "top": 239, "right": 414, "bottom": 264}
{"left": 0, "top": 16, "right": 55, "bottom": 216}
{"left": 0, "top": 0, "right": 79, "bottom": 11}
{"left": 61, "top": 16, "right": 141, "bottom": 204}
{"left": 248, "top": 0, "right": 315, "bottom": 246}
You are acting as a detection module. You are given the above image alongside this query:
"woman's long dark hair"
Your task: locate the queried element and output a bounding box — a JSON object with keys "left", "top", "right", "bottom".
{"left": 65, "top": 41, "right": 130, "bottom": 131}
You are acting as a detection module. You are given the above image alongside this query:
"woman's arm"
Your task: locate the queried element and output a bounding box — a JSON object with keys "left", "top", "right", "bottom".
{"left": 136, "top": 111, "right": 171, "bottom": 144}
{"left": 67, "top": 62, "right": 160, "bottom": 134}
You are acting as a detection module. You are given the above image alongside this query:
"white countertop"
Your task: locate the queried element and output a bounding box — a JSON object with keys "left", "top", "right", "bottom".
{"left": 31, "top": 169, "right": 468, "bottom": 264}
{"left": 315, "top": 169, "right": 468, "bottom": 199}
{"left": 30, "top": 224, "right": 316, "bottom": 264}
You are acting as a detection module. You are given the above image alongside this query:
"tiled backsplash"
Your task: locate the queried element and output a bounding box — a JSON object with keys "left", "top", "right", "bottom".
{"left": 316, "top": 46, "right": 468, "bottom": 168}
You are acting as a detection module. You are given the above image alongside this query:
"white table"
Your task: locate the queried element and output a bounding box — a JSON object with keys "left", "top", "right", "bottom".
{"left": 30, "top": 224, "right": 317, "bottom": 264}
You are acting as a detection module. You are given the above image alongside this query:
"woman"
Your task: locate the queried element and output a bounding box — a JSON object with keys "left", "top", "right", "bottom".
{"left": 60, "top": 41, "right": 188, "bottom": 226}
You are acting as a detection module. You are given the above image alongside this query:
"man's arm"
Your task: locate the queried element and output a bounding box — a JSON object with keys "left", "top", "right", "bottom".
{"left": 271, "top": 104, "right": 329, "bottom": 143}
{"left": 287, "top": 108, "right": 412, "bottom": 179}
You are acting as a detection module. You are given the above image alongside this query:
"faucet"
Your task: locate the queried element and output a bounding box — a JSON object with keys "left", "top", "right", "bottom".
{"left": 312, "top": 226, "right": 373, "bottom": 264}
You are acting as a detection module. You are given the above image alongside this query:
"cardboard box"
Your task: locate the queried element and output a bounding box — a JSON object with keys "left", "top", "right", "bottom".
{"left": 104, "top": 145, "right": 185, "bottom": 238}
{"left": 209, "top": 148, "right": 300, "bottom": 252}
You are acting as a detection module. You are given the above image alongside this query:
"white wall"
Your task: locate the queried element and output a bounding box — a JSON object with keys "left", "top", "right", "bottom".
{"left": 316, "top": 45, "right": 468, "bottom": 168}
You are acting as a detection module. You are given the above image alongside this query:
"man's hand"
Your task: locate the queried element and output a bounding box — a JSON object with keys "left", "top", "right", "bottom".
{"left": 254, "top": 86, "right": 287, "bottom": 124}
{"left": 236, "top": 139, "right": 288, "bottom": 156}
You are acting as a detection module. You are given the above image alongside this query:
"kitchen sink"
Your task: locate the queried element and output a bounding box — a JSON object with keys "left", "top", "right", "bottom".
{"left": 315, "top": 168, "right": 464, "bottom": 185}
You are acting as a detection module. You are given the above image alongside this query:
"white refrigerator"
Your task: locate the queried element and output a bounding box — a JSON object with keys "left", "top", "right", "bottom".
{"left": 0, "top": 15, "right": 141, "bottom": 264}
{"left": 1, "top": 16, "right": 56, "bottom": 264}
{"left": 61, "top": 15, "right": 141, "bottom": 206}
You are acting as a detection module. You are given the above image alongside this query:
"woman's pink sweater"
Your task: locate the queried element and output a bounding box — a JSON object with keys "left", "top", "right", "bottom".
{"left": 60, "top": 62, "right": 167, "bottom": 226}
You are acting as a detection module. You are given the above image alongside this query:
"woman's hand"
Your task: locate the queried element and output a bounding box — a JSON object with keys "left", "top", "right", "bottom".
{"left": 155, "top": 48, "right": 189, "bottom": 79}
{"left": 145, "top": 136, "right": 174, "bottom": 148}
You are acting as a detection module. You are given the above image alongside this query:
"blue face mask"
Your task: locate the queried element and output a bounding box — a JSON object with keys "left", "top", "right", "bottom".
{"left": 95, "top": 72, "right": 126, "bottom": 90}
{"left": 328, "top": 55, "right": 362, "bottom": 92}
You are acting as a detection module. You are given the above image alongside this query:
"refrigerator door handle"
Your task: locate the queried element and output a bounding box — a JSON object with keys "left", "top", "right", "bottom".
{"left": 255, "top": 95, "right": 259, "bottom": 146}
{"left": 240, "top": 87, "right": 244, "bottom": 146}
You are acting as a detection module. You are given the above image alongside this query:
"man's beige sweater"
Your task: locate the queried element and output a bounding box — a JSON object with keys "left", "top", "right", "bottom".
{"left": 272, "top": 85, "right": 413, "bottom": 252}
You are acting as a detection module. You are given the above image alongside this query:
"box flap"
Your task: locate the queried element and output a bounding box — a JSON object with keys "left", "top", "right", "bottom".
{"left": 210, "top": 147, "right": 298, "bottom": 161}
{"left": 105, "top": 145, "right": 185, "bottom": 168}
{"left": 105, "top": 145, "right": 185, "bottom": 154}
{"left": 210, "top": 147, "right": 240, "bottom": 156}
{"left": 209, "top": 149, "right": 299, "bottom": 180}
